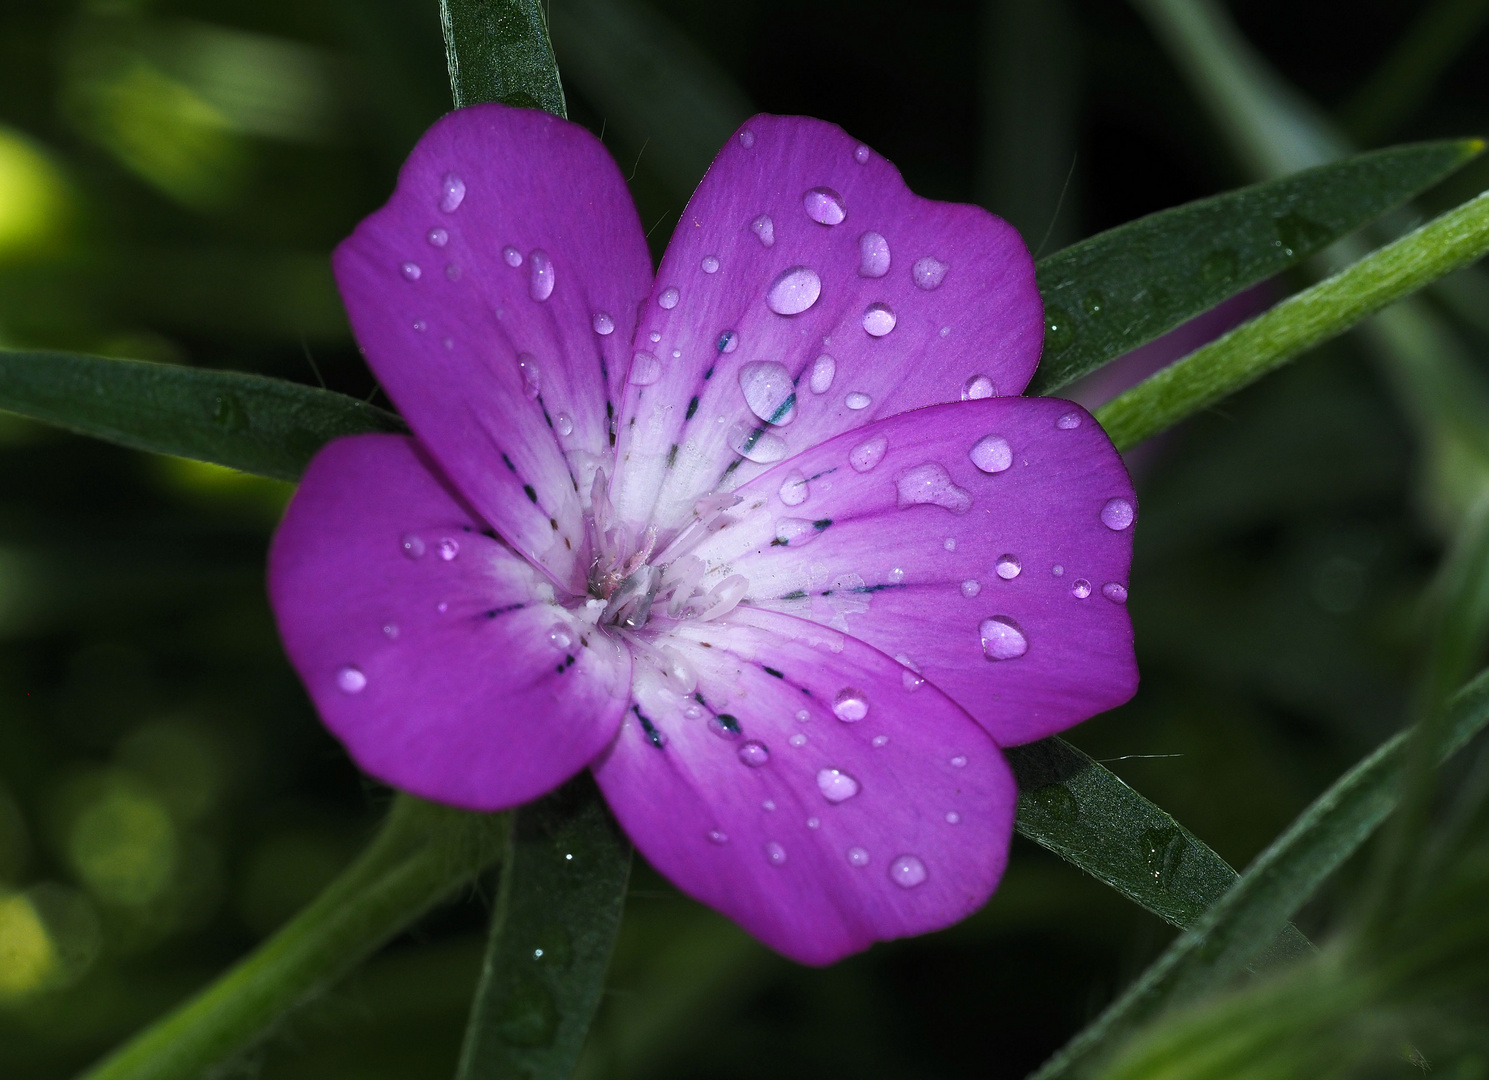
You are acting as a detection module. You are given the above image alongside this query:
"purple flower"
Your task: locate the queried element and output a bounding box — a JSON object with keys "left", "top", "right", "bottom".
{"left": 268, "top": 106, "right": 1138, "bottom": 964}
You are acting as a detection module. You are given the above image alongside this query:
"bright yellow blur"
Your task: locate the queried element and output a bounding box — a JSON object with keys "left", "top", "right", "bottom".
{"left": 0, "top": 126, "right": 73, "bottom": 261}
{"left": 0, "top": 892, "right": 56, "bottom": 1000}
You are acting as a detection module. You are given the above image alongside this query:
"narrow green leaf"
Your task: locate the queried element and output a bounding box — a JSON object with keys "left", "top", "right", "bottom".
{"left": 456, "top": 778, "right": 631, "bottom": 1080}
{"left": 0, "top": 350, "right": 403, "bottom": 482}
{"left": 1027, "top": 139, "right": 1483, "bottom": 396}
{"left": 1095, "top": 186, "right": 1489, "bottom": 452}
{"left": 1030, "top": 668, "right": 1489, "bottom": 1080}
{"left": 1010, "top": 738, "right": 1309, "bottom": 957}
{"left": 440, "top": 0, "right": 567, "bottom": 115}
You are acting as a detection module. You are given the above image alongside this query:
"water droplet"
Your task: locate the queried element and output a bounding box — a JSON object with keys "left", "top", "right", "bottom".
{"left": 1032, "top": 784, "right": 1078, "bottom": 822}
{"left": 503, "top": 246, "right": 523, "bottom": 267}
{"left": 796, "top": 709, "right": 810, "bottom": 722}
{"left": 862, "top": 303, "right": 896, "bottom": 337}
{"left": 816, "top": 768, "right": 860, "bottom": 803}
{"left": 1101, "top": 497, "right": 1135, "bottom": 531}
{"left": 762, "top": 800, "right": 776, "bottom": 811}
{"left": 649, "top": 331, "right": 661, "bottom": 342}
{"left": 767, "top": 267, "right": 821, "bottom": 315}
{"left": 1056, "top": 412, "right": 1082, "bottom": 430}
{"left": 438, "top": 172, "right": 465, "bottom": 213}
{"left": 528, "top": 250, "right": 555, "bottom": 301}
{"left": 592, "top": 312, "right": 614, "bottom": 335}
{"left": 961, "top": 579, "right": 981, "bottom": 597}
{"left": 400, "top": 261, "right": 421, "bottom": 281}
{"left": 727, "top": 422, "right": 788, "bottom": 463}
{"left": 887, "top": 567, "right": 905, "bottom": 584}
{"left": 847, "top": 846, "right": 870, "bottom": 866}
{"left": 779, "top": 470, "right": 809, "bottom": 506}
{"left": 995, "top": 554, "right": 1021, "bottom": 580}
{"left": 658, "top": 286, "right": 680, "bottom": 310}
{"left": 547, "top": 624, "right": 572, "bottom": 649}
{"left": 1072, "top": 579, "right": 1092, "bottom": 599}
{"left": 940, "top": 326, "right": 951, "bottom": 337}
{"left": 825, "top": 688, "right": 869, "bottom": 725}
{"left": 445, "top": 263, "right": 462, "bottom": 280}
{"left": 427, "top": 227, "right": 448, "bottom": 247}
{"left": 401, "top": 534, "right": 426, "bottom": 559}
{"left": 413, "top": 320, "right": 427, "bottom": 333}
{"left": 810, "top": 354, "right": 836, "bottom": 394}
{"left": 962, "top": 374, "right": 995, "bottom": 400}
{"left": 556, "top": 413, "right": 573, "bottom": 436}
{"left": 850, "top": 435, "right": 888, "bottom": 472}
{"left": 765, "top": 841, "right": 787, "bottom": 866}
{"left": 437, "top": 601, "right": 449, "bottom": 613}
{"left": 970, "top": 434, "right": 1013, "bottom": 474}
{"left": 337, "top": 666, "right": 367, "bottom": 694}
{"left": 1045, "top": 305, "right": 1074, "bottom": 351}
{"left": 1141, "top": 826, "right": 1186, "bottom": 889}
{"left": 517, "top": 354, "right": 541, "bottom": 399}
{"left": 896, "top": 463, "right": 972, "bottom": 513}
{"left": 871, "top": 735, "right": 889, "bottom": 748}
{"left": 774, "top": 518, "right": 823, "bottom": 547}
{"left": 1273, "top": 211, "right": 1332, "bottom": 259}
{"left": 702, "top": 255, "right": 720, "bottom": 274}
{"left": 1102, "top": 582, "right": 1129, "bottom": 604}
{"left": 717, "top": 329, "right": 739, "bottom": 353}
{"left": 739, "top": 129, "right": 756, "bottom": 148}
{"left": 738, "top": 361, "right": 797, "bottom": 425}
{"left": 1052, "top": 564, "right": 1064, "bottom": 577}
{"left": 858, "top": 231, "right": 890, "bottom": 277}
{"left": 980, "top": 616, "right": 1028, "bottom": 660}
{"left": 382, "top": 623, "right": 399, "bottom": 641}
{"left": 801, "top": 186, "right": 846, "bottom": 226}
{"left": 630, "top": 352, "right": 662, "bottom": 386}
{"left": 442, "top": 337, "right": 455, "bottom": 350}
{"left": 944, "top": 537, "right": 957, "bottom": 551}
{"left": 806, "top": 816, "right": 821, "bottom": 829}
{"left": 854, "top": 144, "right": 870, "bottom": 164}
{"left": 738, "top": 740, "right": 770, "bottom": 767}
{"left": 889, "top": 855, "right": 927, "bottom": 888}
{"left": 913, "top": 256, "right": 948, "bottom": 290}
{"left": 945, "top": 811, "right": 961, "bottom": 824}
{"left": 902, "top": 668, "right": 924, "bottom": 691}
{"left": 845, "top": 391, "right": 872, "bottom": 410}
{"left": 790, "top": 734, "right": 807, "bottom": 748}
{"left": 951, "top": 755, "right": 967, "bottom": 768}
{"left": 751, "top": 213, "right": 775, "bottom": 247}
{"left": 708, "top": 829, "right": 729, "bottom": 844}
{"left": 437, "top": 537, "right": 460, "bottom": 561}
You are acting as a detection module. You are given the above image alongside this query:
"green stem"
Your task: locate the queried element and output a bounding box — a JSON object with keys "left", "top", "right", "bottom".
{"left": 1095, "top": 186, "right": 1489, "bottom": 452}
{"left": 78, "top": 796, "right": 507, "bottom": 1080}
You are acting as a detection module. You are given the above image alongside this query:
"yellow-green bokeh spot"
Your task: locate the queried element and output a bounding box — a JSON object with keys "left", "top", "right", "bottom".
{"left": 0, "top": 891, "right": 57, "bottom": 1001}
{"left": 0, "top": 126, "right": 76, "bottom": 263}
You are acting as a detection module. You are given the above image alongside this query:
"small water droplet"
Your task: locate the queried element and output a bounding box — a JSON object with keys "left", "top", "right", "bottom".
{"left": 400, "top": 261, "right": 422, "bottom": 281}
{"left": 944, "top": 537, "right": 957, "bottom": 551}
{"left": 738, "top": 361, "right": 797, "bottom": 425}
{"left": 854, "top": 144, "right": 870, "bottom": 164}
{"left": 657, "top": 286, "right": 680, "bottom": 310}
{"left": 779, "top": 469, "right": 809, "bottom": 506}
{"left": 767, "top": 267, "right": 821, "bottom": 315}
{"left": 1056, "top": 412, "right": 1082, "bottom": 430}
{"left": 401, "top": 534, "right": 426, "bottom": 559}
{"left": 847, "top": 846, "right": 870, "bottom": 867}
{"left": 790, "top": 733, "right": 807, "bottom": 748}
{"left": 717, "top": 329, "right": 739, "bottom": 353}
{"left": 337, "top": 665, "right": 367, "bottom": 694}
{"left": 950, "top": 755, "right": 967, "bottom": 768}
{"left": 1141, "top": 826, "right": 1186, "bottom": 889}
{"left": 751, "top": 213, "right": 775, "bottom": 247}
{"left": 816, "top": 768, "right": 860, "bottom": 803}
{"left": 1045, "top": 305, "right": 1074, "bottom": 351}
{"left": 763, "top": 800, "right": 776, "bottom": 812}
{"left": 940, "top": 326, "right": 951, "bottom": 337}
{"left": 896, "top": 463, "right": 972, "bottom": 513}
{"left": 858, "top": 231, "right": 890, "bottom": 277}
{"left": 427, "top": 227, "right": 448, "bottom": 247}
{"left": 850, "top": 435, "right": 888, "bottom": 472}
{"left": 547, "top": 624, "right": 572, "bottom": 649}
{"left": 945, "top": 811, "right": 961, "bottom": 824}
{"left": 1032, "top": 784, "right": 1079, "bottom": 822}
{"left": 889, "top": 855, "right": 927, "bottom": 888}
{"left": 810, "top": 354, "right": 836, "bottom": 394}
{"left": 592, "top": 312, "right": 614, "bottom": 335}
{"left": 413, "top": 320, "right": 426, "bottom": 332}
{"left": 902, "top": 669, "right": 924, "bottom": 691}
{"left": 437, "top": 601, "right": 449, "bottom": 613}
{"left": 1102, "top": 582, "right": 1129, "bottom": 603}
{"left": 913, "top": 256, "right": 948, "bottom": 290}
{"left": 765, "top": 840, "right": 787, "bottom": 865}
{"left": 961, "top": 579, "right": 981, "bottom": 598}
{"left": 740, "top": 129, "right": 756, "bottom": 148}
{"left": 383, "top": 623, "right": 399, "bottom": 639}
{"left": 437, "top": 537, "right": 460, "bottom": 561}
{"left": 630, "top": 352, "right": 662, "bottom": 386}
{"left": 832, "top": 688, "right": 868, "bottom": 722}
{"left": 845, "top": 391, "right": 872, "bottom": 410}
{"left": 980, "top": 616, "right": 1028, "bottom": 660}
{"left": 528, "top": 250, "right": 555, "bottom": 301}
{"left": 702, "top": 254, "right": 720, "bottom": 273}
{"left": 796, "top": 709, "right": 810, "bottom": 722}
{"left": 774, "top": 518, "right": 823, "bottom": 547}
{"left": 738, "top": 740, "right": 770, "bottom": 767}
{"left": 862, "top": 303, "right": 896, "bottom": 337}
{"left": 970, "top": 434, "right": 1013, "bottom": 474}
{"left": 962, "top": 374, "right": 995, "bottom": 400}
{"left": 556, "top": 413, "right": 573, "bottom": 436}
{"left": 503, "top": 246, "right": 523, "bottom": 267}
{"left": 887, "top": 567, "right": 904, "bottom": 583}
{"left": 995, "top": 554, "right": 1021, "bottom": 580}
{"left": 649, "top": 331, "right": 661, "bottom": 343}
{"left": 442, "top": 337, "right": 454, "bottom": 350}
{"left": 1072, "top": 579, "right": 1092, "bottom": 599}
{"left": 708, "top": 829, "right": 729, "bottom": 844}
{"left": 806, "top": 816, "right": 821, "bottom": 829}
{"left": 871, "top": 735, "right": 889, "bottom": 748}
{"left": 438, "top": 171, "right": 466, "bottom": 213}
{"left": 727, "top": 422, "right": 788, "bottom": 463}
{"left": 803, "top": 186, "right": 846, "bottom": 225}
{"left": 517, "top": 354, "right": 541, "bottom": 399}
{"left": 1101, "top": 497, "right": 1135, "bottom": 531}
{"left": 1052, "top": 564, "right": 1064, "bottom": 577}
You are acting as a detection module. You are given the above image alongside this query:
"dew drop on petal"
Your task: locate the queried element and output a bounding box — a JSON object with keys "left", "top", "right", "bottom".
{"left": 1101, "top": 497, "right": 1136, "bottom": 531}
{"left": 767, "top": 267, "right": 821, "bottom": 315}
{"left": 717, "top": 329, "right": 739, "bottom": 353}
{"left": 382, "top": 623, "right": 399, "bottom": 640}
{"left": 401, "top": 534, "right": 425, "bottom": 559}
{"left": 556, "top": 413, "right": 573, "bottom": 436}
{"left": 944, "top": 537, "right": 957, "bottom": 551}
{"left": 854, "top": 144, "right": 870, "bottom": 164}
{"left": 762, "top": 800, "right": 776, "bottom": 811}
{"left": 427, "top": 227, "right": 448, "bottom": 247}
{"left": 739, "top": 129, "right": 756, "bottom": 148}
{"left": 658, "top": 286, "right": 680, "bottom": 309}
{"left": 592, "top": 312, "right": 615, "bottom": 335}
{"left": 751, "top": 213, "right": 775, "bottom": 247}
{"left": 438, "top": 171, "right": 466, "bottom": 213}
{"left": 774, "top": 518, "right": 822, "bottom": 547}
{"left": 1103, "top": 582, "right": 1129, "bottom": 603}
{"left": 807, "top": 817, "right": 821, "bottom": 829}
{"left": 503, "top": 246, "right": 522, "bottom": 268}
{"left": 845, "top": 391, "right": 872, "bottom": 410}
{"left": 970, "top": 434, "right": 1013, "bottom": 474}
{"left": 1072, "top": 578, "right": 1093, "bottom": 599}
{"left": 862, "top": 303, "right": 896, "bottom": 337}
{"left": 962, "top": 374, "right": 995, "bottom": 400}
{"left": 779, "top": 469, "right": 809, "bottom": 506}
{"left": 413, "top": 320, "right": 426, "bottom": 332}
{"left": 980, "top": 616, "right": 1029, "bottom": 660}
{"left": 708, "top": 829, "right": 729, "bottom": 845}
{"left": 810, "top": 354, "right": 836, "bottom": 394}
{"left": 858, "top": 231, "right": 890, "bottom": 277}
{"left": 528, "top": 249, "right": 555, "bottom": 301}
{"left": 517, "top": 353, "right": 541, "bottom": 399}
{"left": 1052, "top": 564, "right": 1065, "bottom": 577}
{"left": 803, "top": 186, "right": 846, "bottom": 225}
{"left": 738, "top": 361, "right": 797, "bottom": 425}
{"left": 951, "top": 755, "right": 967, "bottom": 768}
{"left": 896, "top": 463, "right": 972, "bottom": 513}
{"left": 702, "top": 255, "right": 720, "bottom": 273}
{"left": 902, "top": 668, "right": 924, "bottom": 692}
{"left": 890, "top": 855, "right": 928, "bottom": 888}
{"left": 961, "top": 579, "right": 981, "bottom": 597}
{"left": 337, "top": 665, "right": 367, "bottom": 694}
{"left": 765, "top": 841, "right": 787, "bottom": 866}
{"left": 400, "top": 261, "right": 421, "bottom": 281}
{"left": 796, "top": 709, "right": 810, "bottom": 722}
{"left": 437, "top": 537, "right": 460, "bottom": 561}
{"left": 1056, "top": 411, "right": 1082, "bottom": 430}
{"left": 847, "top": 846, "right": 870, "bottom": 867}
{"left": 727, "top": 422, "right": 788, "bottom": 463}
{"left": 995, "top": 554, "right": 1021, "bottom": 580}
{"left": 649, "top": 331, "right": 661, "bottom": 343}
{"left": 547, "top": 624, "right": 573, "bottom": 650}
{"left": 629, "top": 352, "right": 662, "bottom": 386}
{"left": 790, "top": 734, "right": 807, "bottom": 748}
{"left": 817, "top": 768, "right": 860, "bottom": 803}
{"left": 850, "top": 435, "right": 888, "bottom": 472}
{"left": 832, "top": 688, "right": 868, "bottom": 722}
{"left": 738, "top": 740, "right": 770, "bottom": 767}
{"left": 945, "top": 811, "right": 961, "bottom": 825}
{"left": 872, "top": 735, "right": 889, "bottom": 748}
{"left": 913, "top": 256, "right": 948, "bottom": 290}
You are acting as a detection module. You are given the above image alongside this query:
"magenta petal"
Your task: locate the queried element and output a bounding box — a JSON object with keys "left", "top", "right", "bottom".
{"left": 609, "top": 114, "right": 1041, "bottom": 537}
{"left": 685, "top": 397, "right": 1138, "bottom": 745}
{"left": 268, "top": 435, "right": 632, "bottom": 810}
{"left": 333, "top": 105, "right": 653, "bottom": 593}
{"left": 592, "top": 607, "right": 1015, "bottom": 965}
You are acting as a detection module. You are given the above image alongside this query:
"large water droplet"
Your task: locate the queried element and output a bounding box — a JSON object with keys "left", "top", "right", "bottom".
{"left": 854, "top": 144, "right": 870, "bottom": 164}
{"left": 437, "top": 537, "right": 460, "bottom": 561}
{"left": 727, "top": 422, "right": 788, "bottom": 463}
{"left": 765, "top": 841, "right": 787, "bottom": 866}
{"left": 739, "top": 129, "right": 756, "bottom": 148}
{"left": 896, "top": 463, "right": 972, "bottom": 513}
{"left": 1101, "top": 497, "right": 1135, "bottom": 531}
{"left": 847, "top": 846, "right": 870, "bottom": 867}
{"left": 951, "top": 755, "right": 967, "bottom": 768}
{"left": 658, "top": 286, "right": 680, "bottom": 309}
{"left": 751, "top": 213, "right": 775, "bottom": 247}
{"left": 962, "top": 374, "right": 995, "bottom": 400}
{"left": 845, "top": 391, "right": 872, "bottom": 410}
{"left": 767, "top": 267, "right": 821, "bottom": 315}
{"left": 979, "top": 616, "right": 1028, "bottom": 660}
{"left": 803, "top": 186, "right": 846, "bottom": 225}
{"left": 889, "top": 855, "right": 928, "bottom": 888}
{"left": 517, "top": 353, "right": 541, "bottom": 399}
{"left": 717, "top": 329, "right": 739, "bottom": 353}
{"left": 337, "top": 665, "right": 367, "bottom": 694}
{"left": 1071, "top": 579, "right": 1092, "bottom": 599}
{"left": 547, "top": 624, "right": 572, "bottom": 649}
{"left": 858, "top": 231, "right": 890, "bottom": 277}
{"left": 1056, "top": 411, "right": 1082, "bottom": 430}
{"left": 810, "top": 354, "right": 836, "bottom": 394}
{"left": 528, "top": 250, "right": 555, "bottom": 301}
{"left": 629, "top": 352, "right": 662, "bottom": 386}
{"left": 779, "top": 469, "right": 809, "bottom": 506}
{"left": 503, "top": 246, "right": 522, "bottom": 268}
{"left": 592, "top": 312, "right": 614, "bottom": 335}
{"left": 817, "top": 768, "right": 860, "bottom": 803}
{"left": 969, "top": 434, "right": 1013, "bottom": 474}
{"left": 738, "top": 740, "right": 770, "bottom": 767}
{"left": 913, "top": 256, "right": 948, "bottom": 290}
{"left": 702, "top": 255, "right": 720, "bottom": 274}
{"left": 401, "top": 534, "right": 425, "bottom": 559}
{"left": 400, "top": 261, "right": 421, "bottom": 281}
{"left": 556, "top": 413, "right": 574, "bottom": 436}
{"left": 1032, "top": 784, "right": 1079, "bottom": 822}
{"left": 995, "top": 554, "right": 1021, "bottom": 580}
{"left": 1102, "top": 582, "right": 1129, "bottom": 604}
{"left": 1141, "top": 826, "right": 1186, "bottom": 889}
{"left": 850, "top": 435, "right": 888, "bottom": 472}
{"left": 832, "top": 688, "right": 868, "bottom": 722}
{"left": 862, "top": 303, "right": 896, "bottom": 337}
{"left": 961, "top": 579, "right": 981, "bottom": 597}
{"left": 738, "top": 361, "right": 797, "bottom": 425}
{"left": 438, "top": 171, "right": 466, "bottom": 213}
{"left": 427, "top": 227, "right": 448, "bottom": 247}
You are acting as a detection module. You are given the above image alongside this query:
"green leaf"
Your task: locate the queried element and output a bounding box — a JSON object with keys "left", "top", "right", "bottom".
{"left": 1030, "top": 667, "right": 1489, "bottom": 1080}
{"left": 1027, "top": 139, "right": 1483, "bottom": 396}
{"left": 0, "top": 350, "right": 403, "bottom": 482}
{"left": 440, "top": 0, "right": 567, "bottom": 115}
{"left": 1095, "top": 186, "right": 1489, "bottom": 452}
{"left": 455, "top": 777, "right": 631, "bottom": 1080}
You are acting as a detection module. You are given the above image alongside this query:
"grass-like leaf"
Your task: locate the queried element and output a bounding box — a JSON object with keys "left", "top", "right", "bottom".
{"left": 0, "top": 350, "right": 403, "bottom": 482}
{"left": 1028, "top": 138, "right": 1482, "bottom": 396}
{"left": 440, "top": 0, "right": 567, "bottom": 114}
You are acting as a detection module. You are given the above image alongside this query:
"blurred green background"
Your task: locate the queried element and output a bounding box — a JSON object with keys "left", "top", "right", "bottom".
{"left": 2, "top": 0, "right": 1489, "bottom": 1077}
